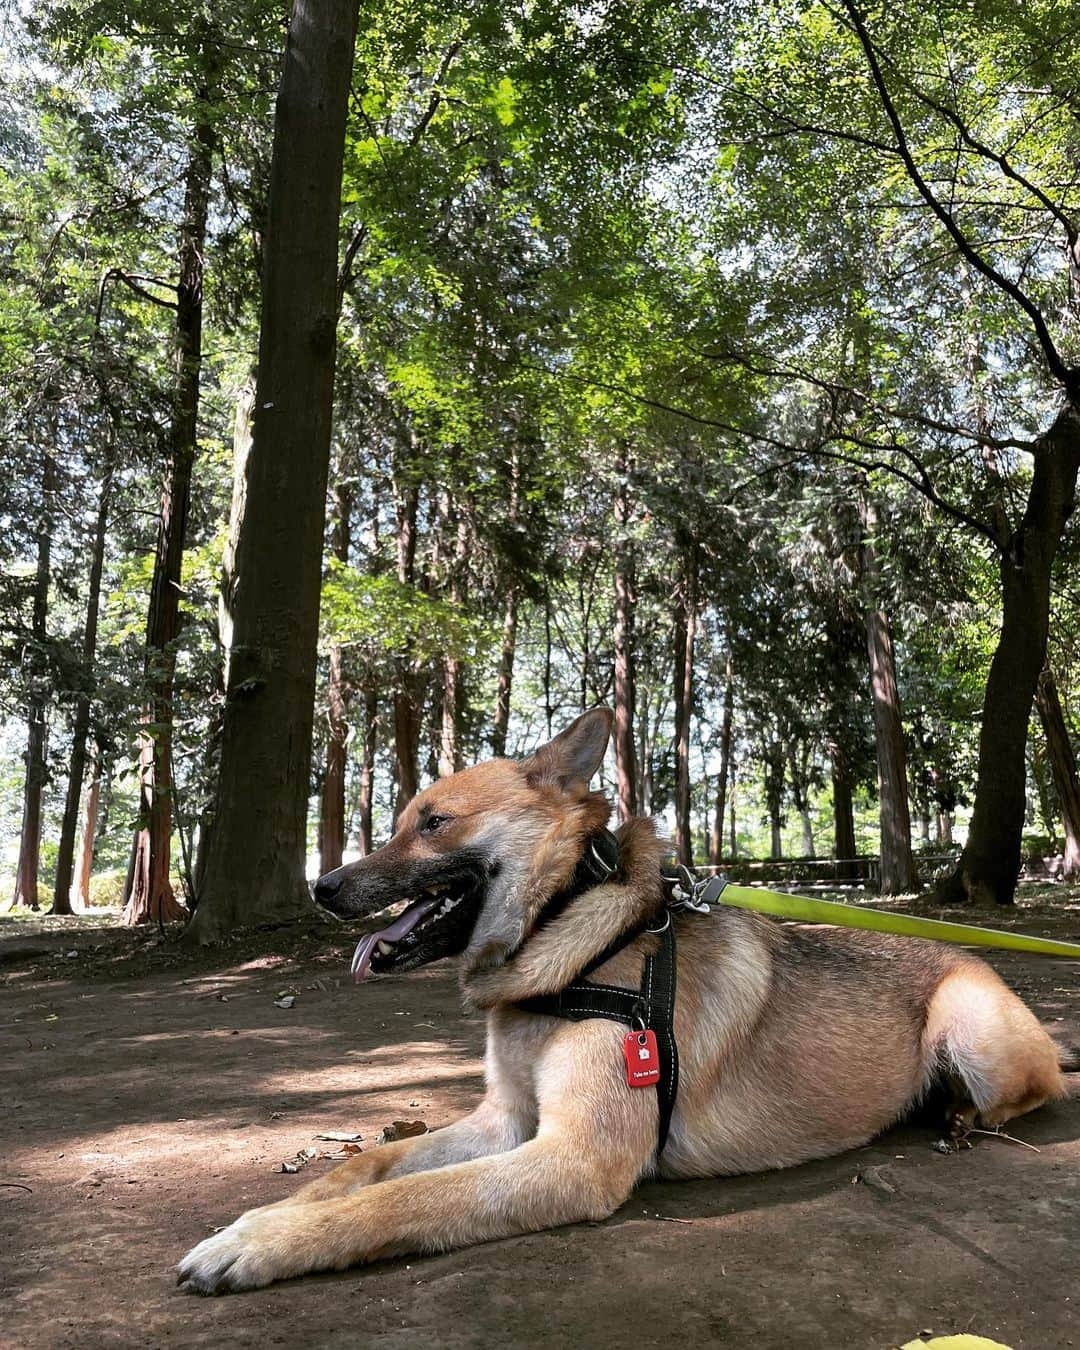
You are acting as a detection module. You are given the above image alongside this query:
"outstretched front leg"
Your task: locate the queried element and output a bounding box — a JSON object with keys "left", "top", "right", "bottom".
{"left": 178, "top": 1020, "right": 654, "bottom": 1294}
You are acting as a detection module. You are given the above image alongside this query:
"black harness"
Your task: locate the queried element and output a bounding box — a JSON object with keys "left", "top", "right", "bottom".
{"left": 515, "top": 830, "right": 681, "bottom": 1155}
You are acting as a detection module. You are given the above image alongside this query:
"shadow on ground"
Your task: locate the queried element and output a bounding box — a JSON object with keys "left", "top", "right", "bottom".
{"left": 2, "top": 899, "right": 1078, "bottom": 1349}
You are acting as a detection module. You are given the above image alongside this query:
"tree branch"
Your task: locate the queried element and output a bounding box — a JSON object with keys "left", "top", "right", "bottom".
{"left": 94, "top": 269, "right": 178, "bottom": 327}
{"left": 840, "top": 0, "right": 1075, "bottom": 392}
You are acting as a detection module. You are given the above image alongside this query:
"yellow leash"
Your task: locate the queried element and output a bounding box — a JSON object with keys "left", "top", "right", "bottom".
{"left": 697, "top": 876, "right": 1080, "bottom": 960}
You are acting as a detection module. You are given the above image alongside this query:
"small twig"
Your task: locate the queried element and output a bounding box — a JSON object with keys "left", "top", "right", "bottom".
{"left": 644, "top": 1210, "right": 694, "bottom": 1224}
{"left": 0, "top": 1182, "right": 33, "bottom": 1193}
{"left": 967, "top": 1127, "right": 1041, "bottom": 1153}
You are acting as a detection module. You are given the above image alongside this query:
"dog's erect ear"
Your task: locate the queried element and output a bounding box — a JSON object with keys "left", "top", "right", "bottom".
{"left": 523, "top": 707, "right": 613, "bottom": 790}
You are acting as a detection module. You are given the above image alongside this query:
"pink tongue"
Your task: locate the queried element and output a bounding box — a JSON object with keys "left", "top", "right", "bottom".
{"left": 350, "top": 896, "right": 440, "bottom": 983}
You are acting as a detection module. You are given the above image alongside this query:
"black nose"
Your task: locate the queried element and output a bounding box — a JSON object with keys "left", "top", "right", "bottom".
{"left": 313, "top": 873, "right": 343, "bottom": 907}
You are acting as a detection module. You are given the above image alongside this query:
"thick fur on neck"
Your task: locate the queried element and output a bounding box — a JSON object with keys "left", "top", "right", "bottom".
{"left": 462, "top": 816, "right": 667, "bottom": 1010}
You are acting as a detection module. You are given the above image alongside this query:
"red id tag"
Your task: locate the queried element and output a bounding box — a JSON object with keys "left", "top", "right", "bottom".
{"left": 623, "top": 1028, "right": 660, "bottom": 1087}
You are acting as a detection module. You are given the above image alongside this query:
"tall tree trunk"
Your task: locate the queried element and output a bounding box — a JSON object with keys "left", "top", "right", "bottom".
{"left": 941, "top": 405, "right": 1080, "bottom": 904}
{"left": 52, "top": 465, "right": 112, "bottom": 914}
{"left": 763, "top": 741, "right": 785, "bottom": 861}
{"left": 672, "top": 546, "right": 697, "bottom": 866}
{"left": 938, "top": 811, "right": 953, "bottom": 847}
{"left": 356, "top": 680, "right": 377, "bottom": 855}
{"left": 491, "top": 446, "right": 521, "bottom": 757}
{"left": 728, "top": 770, "right": 738, "bottom": 857}
{"left": 860, "top": 497, "right": 918, "bottom": 895}
{"left": 612, "top": 462, "right": 637, "bottom": 819}
{"left": 542, "top": 584, "right": 554, "bottom": 739}
{"left": 392, "top": 480, "right": 420, "bottom": 821}
{"left": 125, "top": 101, "right": 216, "bottom": 927}
{"left": 830, "top": 748, "right": 857, "bottom": 876}
{"left": 788, "top": 748, "right": 816, "bottom": 858}
{"left": 438, "top": 507, "right": 468, "bottom": 778}
{"left": 12, "top": 451, "right": 55, "bottom": 911}
{"left": 491, "top": 588, "right": 517, "bottom": 757}
{"left": 1035, "top": 664, "right": 1080, "bottom": 877}
{"left": 189, "top": 0, "right": 358, "bottom": 941}
{"left": 73, "top": 741, "right": 103, "bottom": 909}
{"left": 319, "top": 483, "right": 352, "bottom": 874}
{"left": 708, "top": 654, "right": 734, "bottom": 865}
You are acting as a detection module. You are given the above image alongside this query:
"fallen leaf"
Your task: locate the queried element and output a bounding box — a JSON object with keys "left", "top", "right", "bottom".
{"left": 273, "top": 995, "right": 296, "bottom": 1010}
{"left": 858, "top": 1165, "right": 897, "bottom": 1195}
{"left": 279, "top": 1146, "right": 318, "bottom": 1174}
{"left": 376, "top": 1120, "right": 427, "bottom": 1145}
{"left": 323, "top": 1143, "right": 363, "bottom": 1160}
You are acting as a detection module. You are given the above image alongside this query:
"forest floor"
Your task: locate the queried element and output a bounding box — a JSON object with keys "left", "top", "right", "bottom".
{"left": 2, "top": 885, "right": 1079, "bottom": 1350}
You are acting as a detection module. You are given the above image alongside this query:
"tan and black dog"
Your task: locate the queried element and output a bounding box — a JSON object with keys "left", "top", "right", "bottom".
{"left": 178, "top": 707, "right": 1074, "bottom": 1294}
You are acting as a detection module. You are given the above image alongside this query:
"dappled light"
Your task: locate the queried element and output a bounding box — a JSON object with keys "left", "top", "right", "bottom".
{"left": 3, "top": 0, "right": 1080, "bottom": 1343}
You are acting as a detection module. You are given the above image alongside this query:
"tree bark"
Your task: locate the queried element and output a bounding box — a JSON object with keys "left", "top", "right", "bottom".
{"left": 73, "top": 742, "right": 103, "bottom": 909}
{"left": 1035, "top": 664, "right": 1080, "bottom": 877}
{"left": 860, "top": 497, "right": 918, "bottom": 895}
{"left": 612, "top": 464, "right": 637, "bottom": 819}
{"left": 787, "top": 745, "right": 816, "bottom": 858}
{"left": 12, "top": 451, "right": 55, "bottom": 911}
{"left": 940, "top": 405, "right": 1080, "bottom": 904}
{"left": 188, "top": 0, "right": 358, "bottom": 941}
{"left": 438, "top": 506, "right": 468, "bottom": 778}
{"left": 319, "top": 483, "right": 352, "bottom": 874}
{"left": 672, "top": 546, "right": 697, "bottom": 866}
{"left": 124, "top": 98, "right": 216, "bottom": 927}
{"left": 52, "top": 465, "right": 112, "bottom": 914}
{"left": 708, "top": 654, "right": 734, "bottom": 865}
{"left": 491, "top": 587, "right": 517, "bottom": 757}
{"left": 356, "top": 680, "right": 377, "bottom": 855}
{"left": 762, "top": 740, "right": 785, "bottom": 861}
{"left": 831, "top": 748, "right": 857, "bottom": 875}
{"left": 392, "top": 480, "right": 420, "bottom": 821}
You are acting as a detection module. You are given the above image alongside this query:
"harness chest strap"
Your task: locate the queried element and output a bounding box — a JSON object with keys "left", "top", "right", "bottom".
{"left": 516, "top": 916, "right": 679, "bottom": 1154}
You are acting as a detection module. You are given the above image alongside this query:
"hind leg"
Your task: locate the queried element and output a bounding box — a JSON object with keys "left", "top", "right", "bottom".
{"left": 922, "top": 962, "right": 1065, "bottom": 1134}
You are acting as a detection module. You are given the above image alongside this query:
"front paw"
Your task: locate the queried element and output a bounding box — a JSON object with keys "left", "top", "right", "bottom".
{"left": 177, "top": 1208, "right": 314, "bottom": 1295}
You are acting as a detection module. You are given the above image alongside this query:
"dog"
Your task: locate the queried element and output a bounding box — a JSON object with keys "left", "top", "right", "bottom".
{"left": 178, "top": 707, "right": 1075, "bottom": 1294}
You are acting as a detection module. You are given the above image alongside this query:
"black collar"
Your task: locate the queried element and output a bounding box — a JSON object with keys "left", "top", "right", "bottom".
{"left": 532, "top": 827, "right": 621, "bottom": 931}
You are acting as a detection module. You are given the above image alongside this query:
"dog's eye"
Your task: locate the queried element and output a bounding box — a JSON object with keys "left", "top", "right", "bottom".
{"left": 421, "top": 813, "right": 451, "bottom": 834}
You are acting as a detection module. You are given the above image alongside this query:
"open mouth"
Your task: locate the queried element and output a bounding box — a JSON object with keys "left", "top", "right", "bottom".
{"left": 350, "top": 882, "right": 484, "bottom": 982}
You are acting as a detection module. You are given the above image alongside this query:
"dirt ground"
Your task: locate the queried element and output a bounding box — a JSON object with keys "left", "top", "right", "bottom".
{"left": 2, "top": 895, "right": 1078, "bottom": 1350}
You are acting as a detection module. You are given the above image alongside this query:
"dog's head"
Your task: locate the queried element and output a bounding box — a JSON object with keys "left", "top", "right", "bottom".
{"left": 313, "top": 707, "right": 614, "bottom": 980}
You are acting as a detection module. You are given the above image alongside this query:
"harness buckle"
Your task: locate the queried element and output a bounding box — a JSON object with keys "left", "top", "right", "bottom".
{"left": 668, "top": 863, "right": 713, "bottom": 915}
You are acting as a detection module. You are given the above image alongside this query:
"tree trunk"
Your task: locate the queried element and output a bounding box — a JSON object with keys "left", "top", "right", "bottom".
{"left": 392, "top": 480, "right": 420, "bottom": 821}
{"left": 491, "top": 587, "right": 517, "bottom": 757}
{"left": 709, "top": 654, "right": 734, "bottom": 865}
{"left": 12, "top": 451, "right": 55, "bottom": 911}
{"left": 941, "top": 405, "right": 1080, "bottom": 904}
{"left": 763, "top": 741, "right": 785, "bottom": 861}
{"left": 1035, "top": 664, "right": 1080, "bottom": 877}
{"left": 438, "top": 508, "right": 468, "bottom": 778}
{"left": 938, "top": 811, "right": 953, "bottom": 847}
{"left": 188, "top": 0, "right": 358, "bottom": 941}
{"left": 728, "top": 770, "right": 738, "bottom": 857}
{"left": 672, "top": 547, "right": 697, "bottom": 866}
{"left": 319, "top": 483, "right": 352, "bottom": 874}
{"left": 52, "top": 465, "right": 112, "bottom": 914}
{"left": 612, "top": 464, "right": 637, "bottom": 819}
{"left": 356, "top": 680, "right": 377, "bottom": 855}
{"left": 831, "top": 748, "right": 857, "bottom": 876}
{"left": 860, "top": 497, "right": 918, "bottom": 895}
{"left": 73, "top": 742, "right": 103, "bottom": 910}
{"left": 788, "top": 746, "right": 816, "bottom": 858}
{"left": 125, "top": 102, "right": 216, "bottom": 927}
